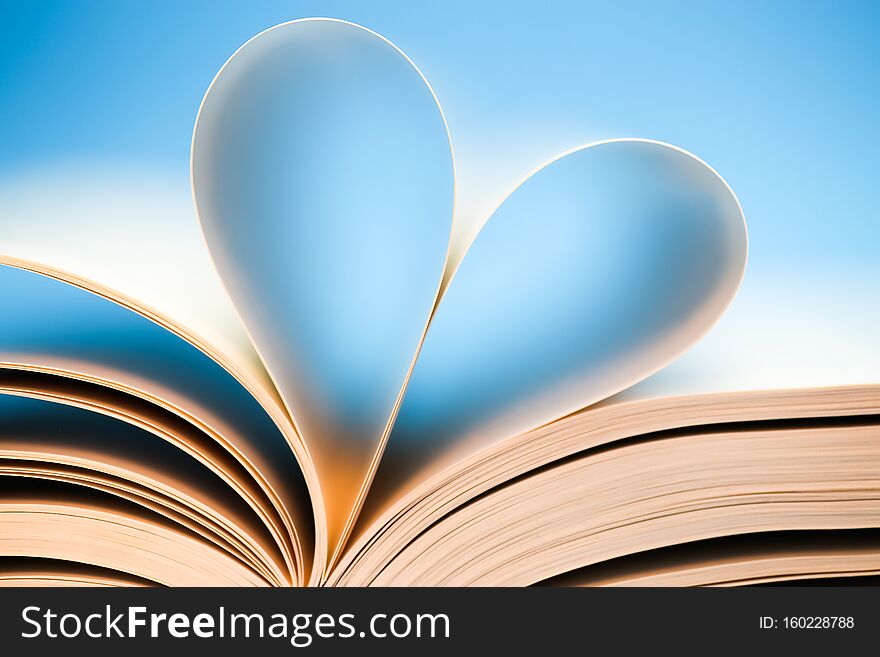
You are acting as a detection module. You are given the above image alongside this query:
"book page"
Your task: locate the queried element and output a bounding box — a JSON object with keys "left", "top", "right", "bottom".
{"left": 0, "top": 163, "right": 266, "bottom": 393}
{"left": 347, "top": 140, "right": 746, "bottom": 545}
{"left": 0, "top": 392, "right": 287, "bottom": 578}
{"left": 0, "top": 264, "right": 312, "bottom": 580}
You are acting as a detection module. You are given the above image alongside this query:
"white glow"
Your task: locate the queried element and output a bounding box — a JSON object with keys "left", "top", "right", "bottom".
{"left": 0, "top": 161, "right": 260, "bottom": 372}
{"left": 621, "top": 269, "right": 880, "bottom": 399}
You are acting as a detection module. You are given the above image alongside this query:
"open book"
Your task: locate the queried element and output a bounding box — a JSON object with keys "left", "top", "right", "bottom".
{"left": 2, "top": 18, "right": 878, "bottom": 587}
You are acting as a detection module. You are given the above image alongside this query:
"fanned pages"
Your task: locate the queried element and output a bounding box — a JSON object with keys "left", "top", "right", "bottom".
{"left": 1, "top": 18, "right": 877, "bottom": 588}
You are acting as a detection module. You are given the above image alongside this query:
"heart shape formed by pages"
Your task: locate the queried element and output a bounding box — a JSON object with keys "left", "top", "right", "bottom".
{"left": 392, "top": 139, "right": 747, "bottom": 450}
{"left": 192, "top": 18, "right": 454, "bottom": 500}
{"left": 192, "top": 19, "right": 747, "bottom": 544}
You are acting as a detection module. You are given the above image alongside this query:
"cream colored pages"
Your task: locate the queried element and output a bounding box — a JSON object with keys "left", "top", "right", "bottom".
{"left": 1, "top": 461, "right": 278, "bottom": 584}
{"left": 0, "top": 561, "right": 153, "bottom": 587}
{"left": 562, "top": 534, "right": 880, "bottom": 586}
{"left": 1, "top": 450, "right": 268, "bottom": 587}
{"left": 1, "top": 498, "right": 267, "bottom": 586}
{"left": 0, "top": 368, "right": 302, "bottom": 582}
{"left": 341, "top": 419, "right": 880, "bottom": 585}
{"left": 0, "top": 166, "right": 329, "bottom": 579}
{"left": 0, "top": 391, "right": 288, "bottom": 584}
{"left": 342, "top": 270, "right": 878, "bottom": 575}
{"left": 0, "top": 262, "right": 317, "bottom": 580}
{"left": 334, "top": 386, "right": 880, "bottom": 584}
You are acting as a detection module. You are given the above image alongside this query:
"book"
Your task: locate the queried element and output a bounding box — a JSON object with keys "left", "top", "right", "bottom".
{"left": 1, "top": 18, "right": 878, "bottom": 587}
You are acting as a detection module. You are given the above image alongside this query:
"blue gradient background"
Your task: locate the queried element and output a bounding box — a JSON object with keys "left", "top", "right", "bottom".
{"left": 2, "top": 0, "right": 878, "bottom": 391}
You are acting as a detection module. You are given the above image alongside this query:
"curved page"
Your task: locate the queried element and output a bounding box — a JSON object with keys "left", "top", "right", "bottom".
{"left": 0, "top": 392, "right": 288, "bottom": 584}
{"left": 0, "top": 164, "right": 269, "bottom": 401}
{"left": 374, "top": 140, "right": 746, "bottom": 520}
{"left": 192, "top": 19, "right": 454, "bottom": 561}
{"left": 0, "top": 264, "right": 311, "bottom": 579}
